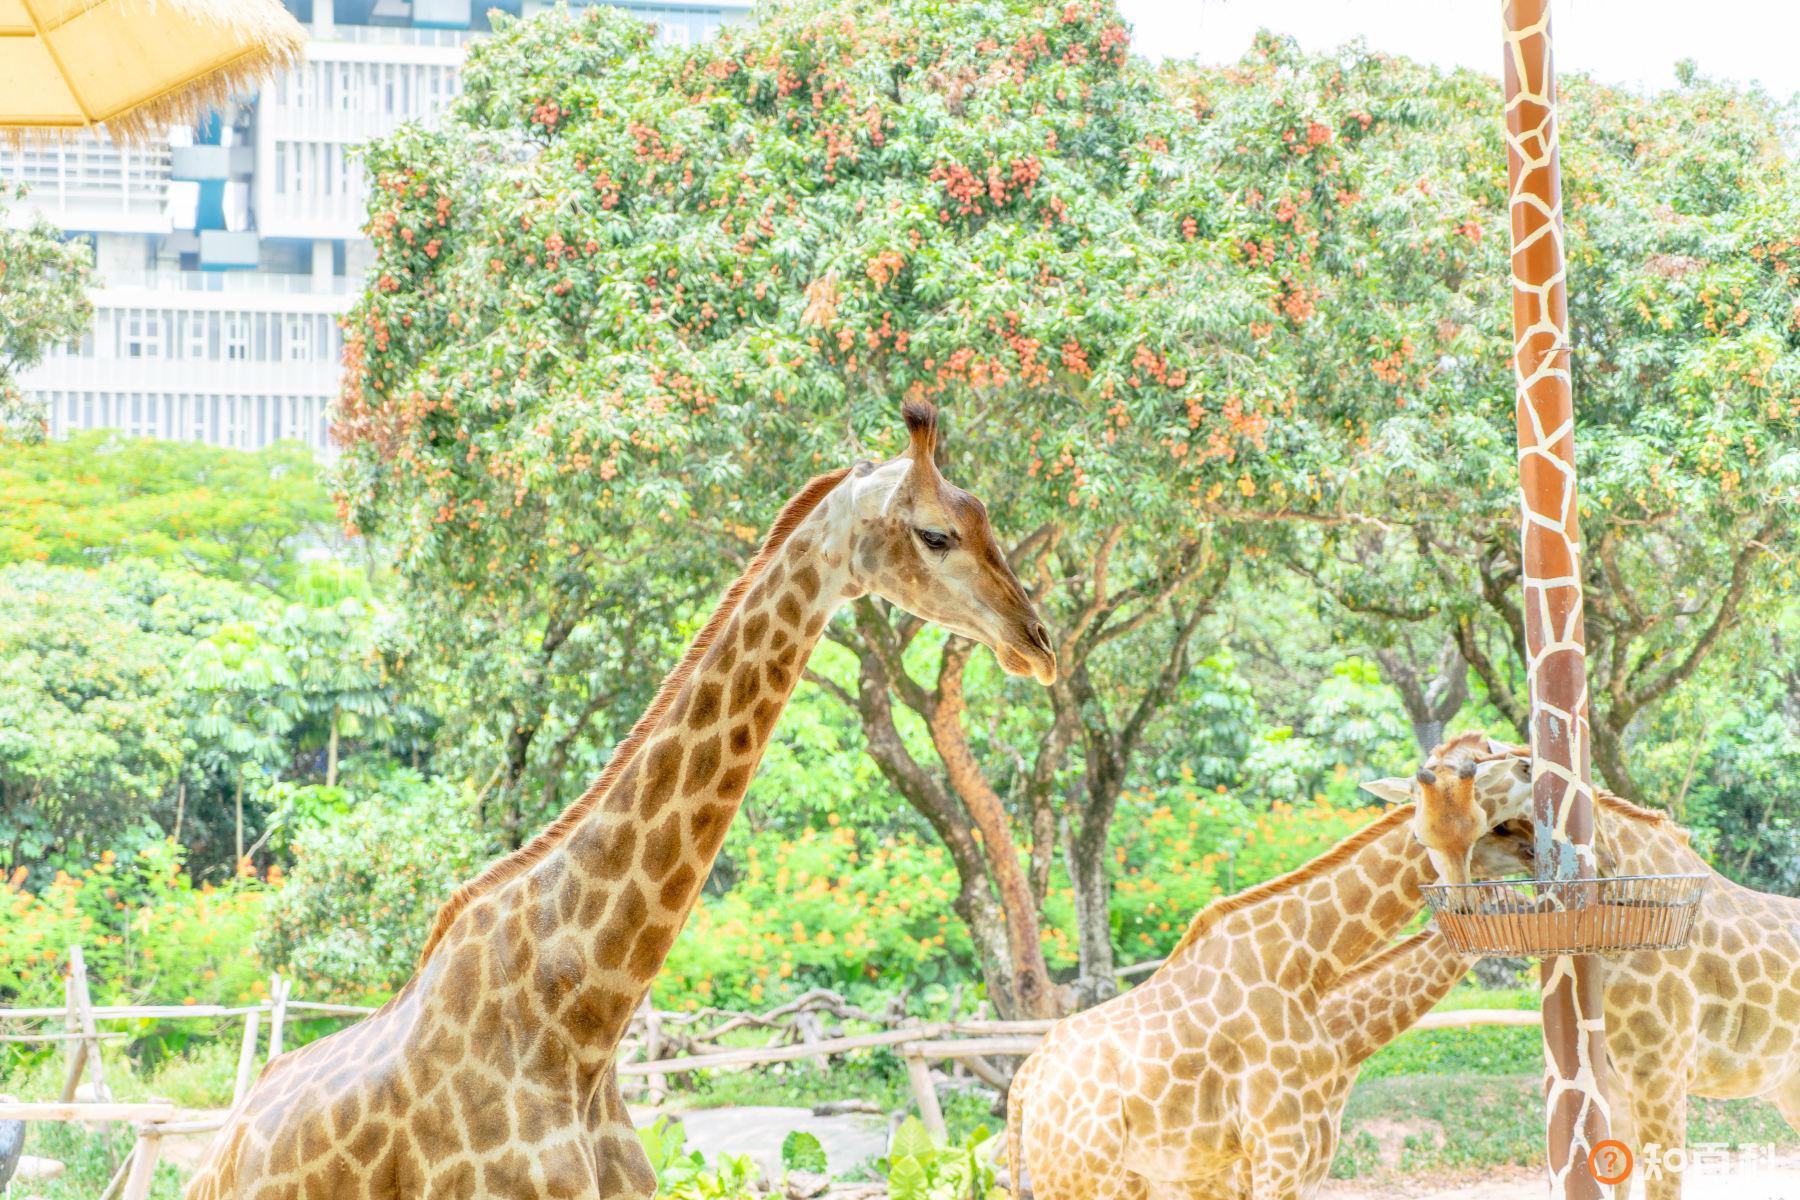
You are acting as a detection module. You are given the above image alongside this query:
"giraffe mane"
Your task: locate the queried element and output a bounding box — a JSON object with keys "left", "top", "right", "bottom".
{"left": 416, "top": 466, "right": 854, "bottom": 965}
{"left": 1164, "top": 803, "right": 1416, "bottom": 959}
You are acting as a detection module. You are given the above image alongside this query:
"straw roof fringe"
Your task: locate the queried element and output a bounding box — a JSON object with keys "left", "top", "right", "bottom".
{"left": 3, "top": 0, "right": 307, "bottom": 147}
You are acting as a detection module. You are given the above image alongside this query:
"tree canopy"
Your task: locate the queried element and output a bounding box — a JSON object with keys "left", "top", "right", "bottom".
{"left": 0, "top": 432, "right": 336, "bottom": 591}
{"left": 333, "top": 0, "right": 1800, "bottom": 1014}
{"left": 0, "top": 191, "right": 91, "bottom": 439}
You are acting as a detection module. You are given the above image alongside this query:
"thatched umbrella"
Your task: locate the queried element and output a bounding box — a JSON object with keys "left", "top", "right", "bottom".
{"left": 0, "top": 0, "right": 305, "bottom": 145}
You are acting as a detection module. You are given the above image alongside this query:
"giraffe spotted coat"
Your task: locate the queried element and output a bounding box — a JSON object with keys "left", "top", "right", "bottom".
{"left": 184, "top": 402, "right": 1056, "bottom": 1200}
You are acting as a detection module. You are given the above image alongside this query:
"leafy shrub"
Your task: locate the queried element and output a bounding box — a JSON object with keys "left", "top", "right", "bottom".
{"left": 0, "top": 838, "right": 268, "bottom": 1007}
{"left": 663, "top": 790, "right": 1397, "bottom": 1008}
{"left": 881, "top": 1117, "right": 1000, "bottom": 1200}
{"left": 257, "top": 768, "right": 485, "bottom": 1003}
{"left": 660, "top": 823, "right": 971, "bottom": 1010}
{"left": 639, "top": 1118, "right": 761, "bottom": 1200}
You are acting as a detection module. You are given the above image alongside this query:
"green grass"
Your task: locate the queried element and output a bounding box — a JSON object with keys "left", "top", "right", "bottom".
{"left": 1, "top": 1039, "right": 239, "bottom": 1109}
{"left": 6, "top": 1123, "right": 187, "bottom": 1200}
{"left": 1331, "top": 1074, "right": 1799, "bottom": 1182}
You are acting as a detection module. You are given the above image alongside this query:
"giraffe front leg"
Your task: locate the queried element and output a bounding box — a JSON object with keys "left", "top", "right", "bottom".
{"left": 1620, "top": 1075, "right": 1688, "bottom": 1200}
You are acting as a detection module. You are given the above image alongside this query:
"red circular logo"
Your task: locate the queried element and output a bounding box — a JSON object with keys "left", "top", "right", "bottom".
{"left": 1589, "top": 1139, "right": 1633, "bottom": 1186}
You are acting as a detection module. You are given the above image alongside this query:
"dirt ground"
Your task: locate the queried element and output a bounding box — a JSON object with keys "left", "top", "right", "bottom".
{"left": 131, "top": 1107, "right": 1800, "bottom": 1199}
{"left": 1319, "top": 1155, "right": 1800, "bottom": 1200}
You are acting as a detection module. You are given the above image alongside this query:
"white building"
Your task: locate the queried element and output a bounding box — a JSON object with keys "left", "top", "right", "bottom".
{"left": 3, "top": 0, "right": 748, "bottom": 455}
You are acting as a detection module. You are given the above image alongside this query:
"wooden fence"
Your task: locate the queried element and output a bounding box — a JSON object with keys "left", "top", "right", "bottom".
{"left": 0, "top": 946, "right": 1545, "bottom": 1191}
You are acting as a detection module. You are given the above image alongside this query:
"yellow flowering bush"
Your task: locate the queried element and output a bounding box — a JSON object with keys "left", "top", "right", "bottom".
{"left": 0, "top": 839, "right": 270, "bottom": 1008}
{"left": 659, "top": 788, "right": 1399, "bottom": 1009}
{"left": 658, "top": 820, "right": 971, "bottom": 1010}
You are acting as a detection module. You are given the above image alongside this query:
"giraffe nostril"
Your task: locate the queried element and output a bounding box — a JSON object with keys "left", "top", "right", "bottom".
{"left": 1029, "top": 622, "right": 1052, "bottom": 655}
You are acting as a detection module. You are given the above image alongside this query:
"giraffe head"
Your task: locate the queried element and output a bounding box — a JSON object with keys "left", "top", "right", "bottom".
{"left": 1362, "top": 733, "right": 1535, "bottom": 884}
{"left": 839, "top": 400, "right": 1057, "bottom": 684}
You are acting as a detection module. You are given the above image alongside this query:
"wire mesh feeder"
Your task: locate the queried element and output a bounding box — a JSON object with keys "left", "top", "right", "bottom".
{"left": 1420, "top": 874, "right": 1709, "bottom": 957}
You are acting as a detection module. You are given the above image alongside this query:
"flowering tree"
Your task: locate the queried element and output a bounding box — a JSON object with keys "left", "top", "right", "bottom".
{"left": 335, "top": 4, "right": 1799, "bottom": 1013}
{"left": 334, "top": 0, "right": 1309, "bottom": 1014}
{"left": 0, "top": 191, "right": 91, "bottom": 440}
{"left": 1176, "top": 45, "right": 1800, "bottom": 797}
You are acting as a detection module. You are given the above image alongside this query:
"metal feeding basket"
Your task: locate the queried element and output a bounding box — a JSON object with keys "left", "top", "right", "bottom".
{"left": 1420, "top": 874, "right": 1709, "bottom": 957}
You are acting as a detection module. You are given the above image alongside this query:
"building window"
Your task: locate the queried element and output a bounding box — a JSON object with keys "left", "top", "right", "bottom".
{"left": 223, "top": 315, "right": 250, "bottom": 361}
{"left": 185, "top": 313, "right": 209, "bottom": 360}
{"left": 286, "top": 316, "right": 314, "bottom": 361}
{"left": 124, "top": 310, "right": 162, "bottom": 358}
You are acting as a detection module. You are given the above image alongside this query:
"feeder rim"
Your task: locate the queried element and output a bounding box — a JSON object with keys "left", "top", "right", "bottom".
{"left": 1421, "top": 871, "right": 1709, "bottom": 892}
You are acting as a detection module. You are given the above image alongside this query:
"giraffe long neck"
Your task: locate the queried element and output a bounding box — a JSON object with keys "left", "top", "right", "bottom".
{"left": 1282, "top": 820, "right": 1433, "bottom": 989}
{"left": 1321, "top": 928, "right": 1470, "bottom": 1068}
{"left": 454, "top": 487, "right": 855, "bottom": 1074}
{"left": 1591, "top": 803, "right": 1708, "bottom": 877}
{"left": 1163, "top": 812, "right": 1435, "bottom": 995}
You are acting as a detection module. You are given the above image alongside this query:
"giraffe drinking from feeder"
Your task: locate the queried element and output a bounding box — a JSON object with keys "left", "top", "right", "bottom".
{"left": 1007, "top": 797, "right": 1531, "bottom": 1200}
{"left": 185, "top": 400, "right": 1056, "bottom": 1200}
{"left": 1367, "top": 732, "right": 1800, "bottom": 1200}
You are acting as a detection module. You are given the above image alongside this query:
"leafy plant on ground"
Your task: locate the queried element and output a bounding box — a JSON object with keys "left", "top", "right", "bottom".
{"left": 639, "top": 1118, "right": 762, "bottom": 1199}
{"left": 880, "top": 1116, "right": 1000, "bottom": 1200}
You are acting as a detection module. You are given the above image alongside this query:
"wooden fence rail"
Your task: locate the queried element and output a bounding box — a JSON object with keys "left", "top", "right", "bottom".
{"left": 0, "top": 946, "right": 1546, "bottom": 1193}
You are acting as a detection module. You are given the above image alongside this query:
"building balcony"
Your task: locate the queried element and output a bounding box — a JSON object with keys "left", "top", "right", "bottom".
{"left": 95, "top": 269, "right": 359, "bottom": 297}
{"left": 199, "top": 230, "right": 262, "bottom": 269}
{"left": 318, "top": 23, "right": 477, "bottom": 47}
{"left": 21, "top": 355, "right": 343, "bottom": 399}
{"left": 170, "top": 145, "right": 232, "bottom": 182}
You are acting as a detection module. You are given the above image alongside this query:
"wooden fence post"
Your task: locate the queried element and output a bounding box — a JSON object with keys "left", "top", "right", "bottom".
{"left": 57, "top": 946, "right": 107, "bottom": 1103}
{"left": 119, "top": 1131, "right": 162, "bottom": 1200}
{"left": 795, "top": 1009, "right": 829, "bottom": 1072}
{"left": 232, "top": 1008, "right": 263, "bottom": 1108}
{"left": 268, "top": 974, "right": 291, "bottom": 1060}
{"left": 639, "top": 999, "right": 666, "bottom": 1106}
{"left": 904, "top": 1052, "right": 946, "bottom": 1141}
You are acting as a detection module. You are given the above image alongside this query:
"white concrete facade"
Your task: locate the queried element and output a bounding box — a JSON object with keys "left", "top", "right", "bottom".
{"left": 4, "top": 0, "right": 748, "bottom": 456}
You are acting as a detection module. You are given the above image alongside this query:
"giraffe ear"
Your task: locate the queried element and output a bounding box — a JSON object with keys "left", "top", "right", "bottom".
{"left": 901, "top": 399, "right": 939, "bottom": 470}
{"left": 1360, "top": 777, "right": 1415, "bottom": 805}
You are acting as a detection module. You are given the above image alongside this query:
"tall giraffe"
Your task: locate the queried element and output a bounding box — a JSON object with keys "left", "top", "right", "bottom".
{"left": 1500, "top": 0, "right": 1611, "bottom": 1193}
{"left": 185, "top": 401, "right": 1056, "bottom": 1200}
{"left": 1370, "top": 733, "right": 1800, "bottom": 1200}
{"left": 1007, "top": 801, "right": 1530, "bottom": 1200}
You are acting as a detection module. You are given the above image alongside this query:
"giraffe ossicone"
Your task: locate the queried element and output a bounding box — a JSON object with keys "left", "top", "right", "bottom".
{"left": 185, "top": 400, "right": 1054, "bottom": 1200}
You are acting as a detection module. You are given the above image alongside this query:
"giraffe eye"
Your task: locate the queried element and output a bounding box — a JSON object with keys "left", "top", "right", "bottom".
{"left": 915, "top": 528, "right": 951, "bottom": 552}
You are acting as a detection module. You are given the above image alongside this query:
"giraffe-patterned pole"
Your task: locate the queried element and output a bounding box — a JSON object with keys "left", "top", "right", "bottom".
{"left": 1499, "top": 2, "right": 1613, "bottom": 1197}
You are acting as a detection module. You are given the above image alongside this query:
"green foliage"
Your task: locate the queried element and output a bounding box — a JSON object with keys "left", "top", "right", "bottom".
{"left": 781, "top": 1130, "right": 829, "bottom": 1174}
{"left": 0, "top": 432, "right": 333, "bottom": 590}
{"left": 1330, "top": 1075, "right": 1798, "bottom": 1181}
{"left": 0, "top": 839, "right": 269, "bottom": 1007}
{"left": 0, "top": 563, "right": 196, "bottom": 864}
{"left": 638, "top": 1118, "right": 763, "bottom": 1200}
{"left": 881, "top": 1117, "right": 1000, "bottom": 1200}
{"left": 257, "top": 768, "right": 485, "bottom": 1003}
{"left": 0, "top": 193, "right": 91, "bottom": 440}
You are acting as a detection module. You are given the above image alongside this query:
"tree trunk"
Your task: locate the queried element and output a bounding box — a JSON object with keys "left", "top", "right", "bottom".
{"left": 234, "top": 775, "right": 245, "bottom": 869}
{"left": 498, "top": 714, "right": 540, "bottom": 849}
{"left": 927, "top": 640, "right": 1059, "bottom": 1020}
{"left": 1588, "top": 713, "right": 1639, "bottom": 801}
{"left": 1063, "top": 800, "right": 1117, "bottom": 1008}
{"left": 326, "top": 708, "right": 341, "bottom": 788}
{"left": 173, "top": 781, "right": 186, "bottom": 846}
